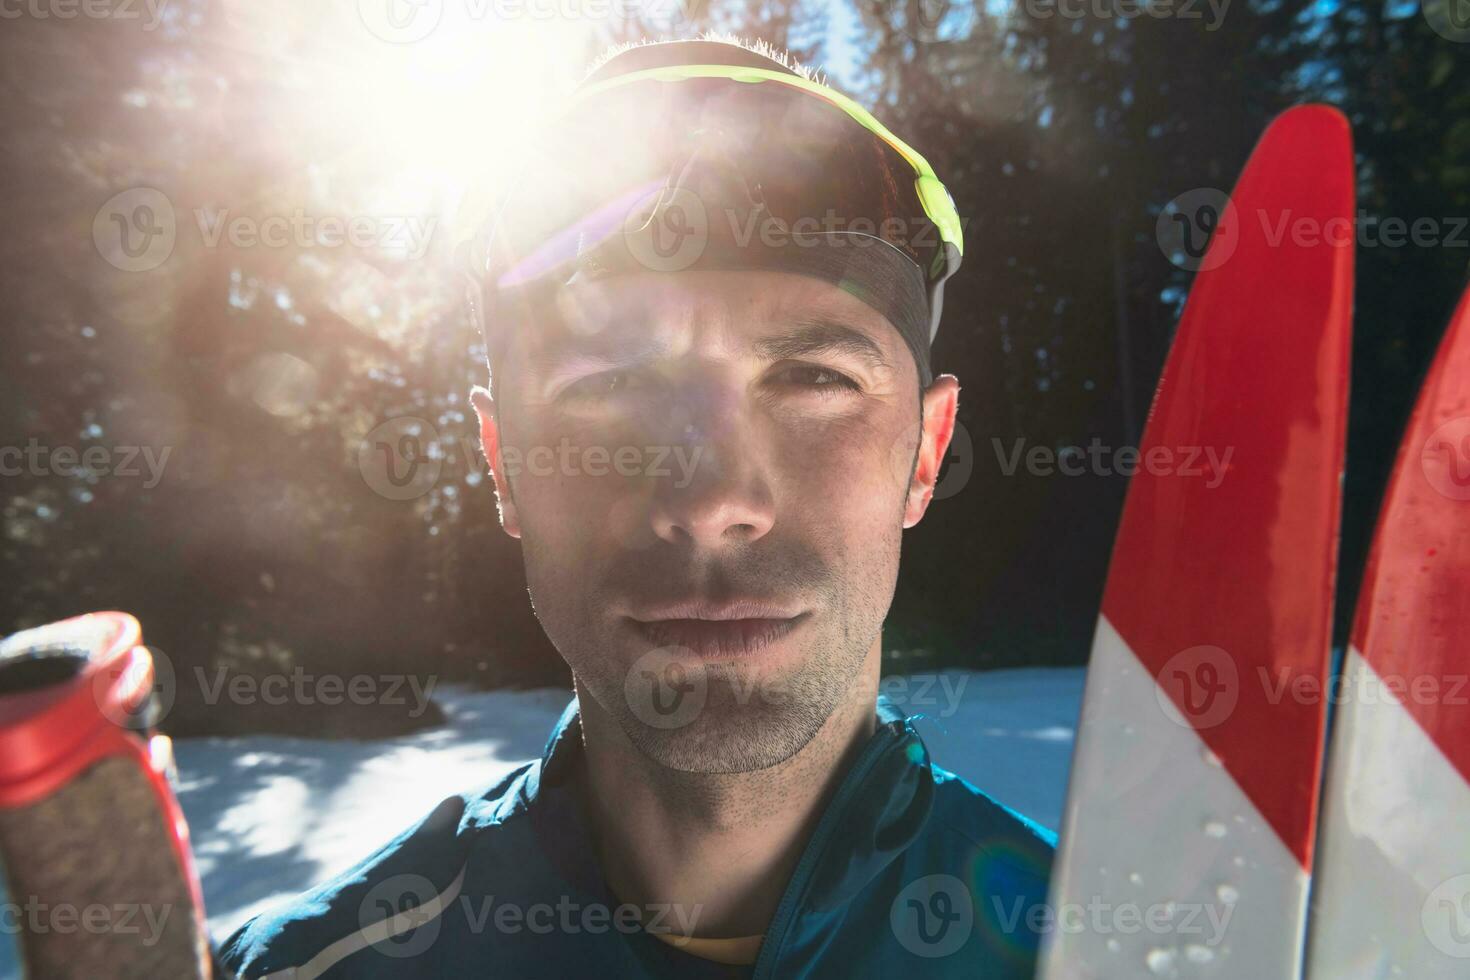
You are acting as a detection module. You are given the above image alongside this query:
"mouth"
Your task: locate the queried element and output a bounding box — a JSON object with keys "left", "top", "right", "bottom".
{"left": 625, "top": 601, "right": 809, "bottom": 660}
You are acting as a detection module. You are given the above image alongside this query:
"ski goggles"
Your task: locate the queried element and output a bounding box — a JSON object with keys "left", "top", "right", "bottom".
{"left": 476, "top": 64, "right": 965, "bottom": 386}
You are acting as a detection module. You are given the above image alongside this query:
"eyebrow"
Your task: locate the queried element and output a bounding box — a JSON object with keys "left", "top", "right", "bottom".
{"left": 528, "top": 331, "right": 670, "bottom": 380}
{"left": 528, "top": 313, "right": 894, "bottom": 383}
{"left": 752, "top": 317, "right": 894, "bottom": 372}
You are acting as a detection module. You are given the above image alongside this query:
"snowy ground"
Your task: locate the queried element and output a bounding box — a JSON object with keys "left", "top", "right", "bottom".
{"left": 0, "top": 666, "right": 1085, "bottom": 974}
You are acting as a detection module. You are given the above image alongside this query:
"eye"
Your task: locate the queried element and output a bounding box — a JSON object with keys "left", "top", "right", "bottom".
{"left": 561, "top": 369, "right": 650, "bottom": 403}
{"left": 771, "top": 364, "right": 862, "bottom": 394}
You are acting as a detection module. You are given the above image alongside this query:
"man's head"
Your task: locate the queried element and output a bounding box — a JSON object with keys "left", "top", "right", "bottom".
{"left": 470, "top": 37, "right": 961, "bottom": 774}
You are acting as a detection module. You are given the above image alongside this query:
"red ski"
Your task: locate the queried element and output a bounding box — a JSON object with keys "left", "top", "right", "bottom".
{"left": 1306, "top": 285, "right": 1470, "bottom": 978}
{"left": 1039, "top": 105, "right": 1354, "bottom": 978}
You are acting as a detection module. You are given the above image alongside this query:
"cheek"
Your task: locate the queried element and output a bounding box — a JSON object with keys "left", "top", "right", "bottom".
{"left": 502, "top": 416, "right": 658, "bottom": 552}
{"left": 773, "top": 411, "right": 915, "bottom": 521}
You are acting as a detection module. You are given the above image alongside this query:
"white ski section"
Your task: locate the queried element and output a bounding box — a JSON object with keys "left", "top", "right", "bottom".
{"left": 1305, "top": 645, "right": 1470, "bottom": 979}
{"left": 1038, "top": 616, "right": 1309, "bottom": 980}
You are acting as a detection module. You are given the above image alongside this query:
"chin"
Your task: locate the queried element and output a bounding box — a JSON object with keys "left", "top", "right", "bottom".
{"left": 616, "top": 663, "right": 850, "bottom": 773}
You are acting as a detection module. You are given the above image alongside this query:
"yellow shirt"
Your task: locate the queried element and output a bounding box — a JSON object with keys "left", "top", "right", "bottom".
{"left": 649, "top": 930, "right": 764, "bottom": 966}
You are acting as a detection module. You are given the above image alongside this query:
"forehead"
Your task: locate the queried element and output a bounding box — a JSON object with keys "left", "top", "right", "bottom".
{"left": 507, "top": 269, "right": 913, "bottom": 374}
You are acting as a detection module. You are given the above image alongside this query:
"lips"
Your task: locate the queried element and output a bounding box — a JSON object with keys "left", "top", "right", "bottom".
{"left": 625, "top": 601, "right": 808, "bottom": 659}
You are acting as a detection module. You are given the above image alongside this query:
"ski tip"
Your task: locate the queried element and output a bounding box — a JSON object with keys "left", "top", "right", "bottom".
{"left": 1254, "top": 103, "right": 1354, "bottom": 171}
{"left": 1351, "top": 277, "right": 1470, "bottom": 653}
{"left": 1270, "top": 103, "right": 1346, "bottom": 141}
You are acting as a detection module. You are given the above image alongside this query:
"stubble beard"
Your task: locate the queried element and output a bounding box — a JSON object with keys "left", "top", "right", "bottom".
{"left": 540, "top": 533, "right": 898, "bottom": 776}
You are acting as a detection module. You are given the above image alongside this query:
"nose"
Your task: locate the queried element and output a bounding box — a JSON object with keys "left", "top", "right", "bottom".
{"left": 648, "top": 407, "right": 775, "bottom": 549}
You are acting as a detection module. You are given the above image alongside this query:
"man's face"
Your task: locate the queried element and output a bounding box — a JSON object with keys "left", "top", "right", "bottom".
{"left": 475, "top": 270, "right": 957, "bottom": 773}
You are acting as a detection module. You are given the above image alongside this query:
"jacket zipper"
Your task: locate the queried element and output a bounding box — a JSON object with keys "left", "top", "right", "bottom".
{"left": 750, "top": 722, "right": 905, "bottom": 979}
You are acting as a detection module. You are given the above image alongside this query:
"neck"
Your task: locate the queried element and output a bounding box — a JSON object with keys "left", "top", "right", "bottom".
{"left": 576, "top": 638, "right": 881, "bottom": 939}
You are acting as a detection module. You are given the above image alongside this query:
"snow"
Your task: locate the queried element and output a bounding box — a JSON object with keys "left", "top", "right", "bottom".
{"left": 0, "top": 667, "right": 1084, "bottom": 970}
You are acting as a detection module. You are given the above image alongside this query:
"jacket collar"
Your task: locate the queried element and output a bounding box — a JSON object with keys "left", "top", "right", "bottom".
{"left": 530, "top": 692, "right": 936, "bottom": 911}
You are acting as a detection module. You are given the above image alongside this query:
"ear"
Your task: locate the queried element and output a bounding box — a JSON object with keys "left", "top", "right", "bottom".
{"left": 470, "top": 385, "right": 521, "bottom": 539}
{"left": 903, "top": 374, "right": 960, "bottom": 529}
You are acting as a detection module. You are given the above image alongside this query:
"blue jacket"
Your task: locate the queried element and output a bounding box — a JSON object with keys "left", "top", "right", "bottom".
{"left": 219, "top": 695, "right": 1055, "bottom": 978}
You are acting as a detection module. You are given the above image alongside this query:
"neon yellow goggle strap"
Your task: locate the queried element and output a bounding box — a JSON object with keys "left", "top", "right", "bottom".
{"left": 568, "top": 64, "right": 965, "bottom": 260}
